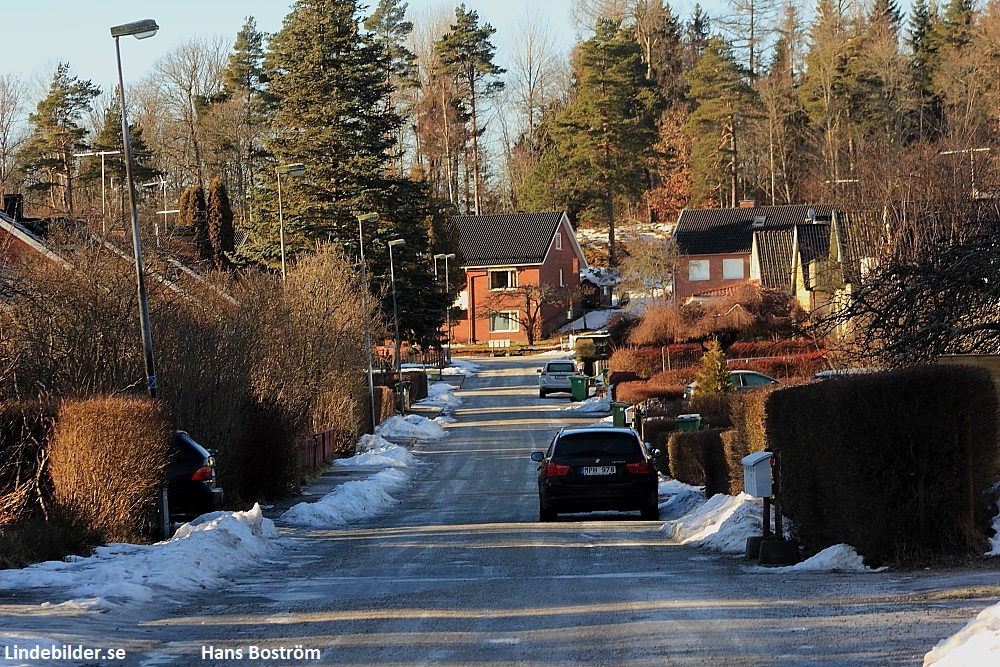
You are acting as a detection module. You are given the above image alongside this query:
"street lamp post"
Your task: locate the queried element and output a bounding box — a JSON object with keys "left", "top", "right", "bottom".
{"left": 388, "top": 239, "right": 405, "bottom": 411}
{"left": 356, "top": 213, "right": 379, "bottom": 431}
{"left": 275, "top": 163, "right": 306, "bottom": 281}
{"left": 112, "top": 18, "right": 159, "bottom": 398}
{"left": 434, "top": 253, "right": 456, "bottom": 363}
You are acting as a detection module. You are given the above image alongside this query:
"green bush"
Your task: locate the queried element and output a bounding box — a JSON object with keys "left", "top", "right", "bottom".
{"left": 667, "top": 429, "right": 729, "bottom": 497}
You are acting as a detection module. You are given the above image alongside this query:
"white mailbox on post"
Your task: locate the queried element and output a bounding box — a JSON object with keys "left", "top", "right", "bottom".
{"left": 742, "top": 451, "right": 773, "bottom": 498}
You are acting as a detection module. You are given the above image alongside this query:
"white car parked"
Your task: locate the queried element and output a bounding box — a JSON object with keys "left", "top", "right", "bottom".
{"left": 537, "top": 360, "right": 581, "bottom": 398}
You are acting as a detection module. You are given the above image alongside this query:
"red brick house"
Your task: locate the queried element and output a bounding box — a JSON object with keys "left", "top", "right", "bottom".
{"left": 672, "top": 203, "right": 835, "bottom": 302}
{"left": 453, "top": 212, "right": 588, "bottom": 344}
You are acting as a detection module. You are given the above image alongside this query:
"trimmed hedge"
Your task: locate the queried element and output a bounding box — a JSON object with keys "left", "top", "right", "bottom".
{"left": 722, "top": 387, "right": 780, "bottom": 495}
{"left": 666, "top": 429, "right": 729, "bottom": 498}
{"left": 765, "top": 364, "right": 1000, "bottom": 564}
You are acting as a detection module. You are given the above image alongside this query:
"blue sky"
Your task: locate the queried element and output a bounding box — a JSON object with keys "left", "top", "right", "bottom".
{"left": 1, "top": 0, "right": 583, "bottom": 95}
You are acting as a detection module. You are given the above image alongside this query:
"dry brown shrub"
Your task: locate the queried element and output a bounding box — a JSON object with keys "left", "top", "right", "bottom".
{"left": 48, "top": 397, "right": 172, "bottom": 543}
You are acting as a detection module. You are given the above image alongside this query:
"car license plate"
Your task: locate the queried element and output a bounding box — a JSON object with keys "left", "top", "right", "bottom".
{"left": 581, "top": 466, "right": 616, "bottom": 476}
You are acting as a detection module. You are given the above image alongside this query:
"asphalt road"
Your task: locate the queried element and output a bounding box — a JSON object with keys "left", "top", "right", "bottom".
{"left": 2, "top": 354, "right": 999, "bottom": 666}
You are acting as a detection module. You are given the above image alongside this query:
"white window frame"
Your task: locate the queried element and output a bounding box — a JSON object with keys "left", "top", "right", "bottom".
{"left": 689, "top": 259, "right": 710, "bottom": 281}
{"left": 559, "top": 268, "right": 564, "bottom": 287}
{"left": 554, "top": 232, "right": 563, "bottom": 250}
{"left": 723, "top": 258, "right": 744, "bottom": 280}
{"left": 488, "top": 269, "right": 518, "bottom": 290}
{"left": 489, "top": 310, "right": 520, "bottom": 333}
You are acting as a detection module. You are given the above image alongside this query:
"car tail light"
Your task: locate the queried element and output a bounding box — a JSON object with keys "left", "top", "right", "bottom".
{"left": 191, "top": 465, "right": 214, "bottom": 482}
{"left": 626, "top": 460, "right": 649, "bottom": 474}
{"left": 545, "top": 462, "right": 571, "bottom": 477}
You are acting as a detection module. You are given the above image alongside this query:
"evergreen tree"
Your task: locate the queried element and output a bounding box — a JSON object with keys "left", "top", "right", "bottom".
{"left": 537, "top": 20, "right": 662, "bottom": 266}
{"left": 179, "top": 185, "right": 210, "bottom": 261}
{"left": 683, "top": 36, "right": 753, "bottom": 207}
{"left": 18, "top": 63, "right": 100, "bottom": 216}
{"left": 259, "top": 0, "right": 454, "bottom": 343}
{"left": 78, "top": 97, "right": 158, "bottom": 224}
{"left": 435, "top": 5, "right": 506, "bottom": 215}
{"left": 692, "top": 339, "right": 735, "bottom": 395}
{"left": 207, "top": 177, "right": 236, "bottom": 268}
{"left": 364, "top": 0, "right": 418, "bottom": 175}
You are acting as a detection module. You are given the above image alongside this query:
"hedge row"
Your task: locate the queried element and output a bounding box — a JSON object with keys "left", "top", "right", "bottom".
{"left": 666, "top": 429, "right": 728, "bottom": 498}
{"left": 765, "top": 365, "right": 999, "bottom": 564}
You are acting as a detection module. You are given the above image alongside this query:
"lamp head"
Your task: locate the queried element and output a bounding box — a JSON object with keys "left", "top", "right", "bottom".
{"left": 111, "top": 19, "right": 159, "bottom": 40}
{"left": 388, "top": 239, "right": 405, "bottom": 247}
{"left": 356, "top": 213, "right": 379, "bottom": 223}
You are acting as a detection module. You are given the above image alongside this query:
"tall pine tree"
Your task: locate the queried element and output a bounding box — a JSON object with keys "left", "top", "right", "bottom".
{"left": 435, "top": 5, "right": 506, "bottom": 215}
{"left": 18, "top": 63, "right": 100, "bottom": 216}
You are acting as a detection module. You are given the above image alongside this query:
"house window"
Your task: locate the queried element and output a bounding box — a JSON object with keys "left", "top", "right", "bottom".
{"left": 554, "top": 232, "right": 563, "bottom": 250}
{"left": 688, "top": 259, "right": 710, "bottom": 281}
{"left": 489, "top": 269, "right": 517, "bottom": 290}
{"left": 559, "top": 268, "right": 564, "bottom": 287}
{"left": 489, "top": 311, "right": 519, "bottom": 333}
{"left": 723, "top": 258, "right": 744, "bottom": 280}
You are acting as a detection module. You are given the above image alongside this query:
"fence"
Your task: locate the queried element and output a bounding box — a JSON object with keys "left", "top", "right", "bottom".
{"left": 297, "top": 428, "right": 353, "bottom": 474}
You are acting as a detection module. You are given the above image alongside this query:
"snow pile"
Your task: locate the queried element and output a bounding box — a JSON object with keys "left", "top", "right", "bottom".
{"left": 563, "top": 395, "right": 612, "bottom": 413}
{"left": 658, "top": 478, "right": 708, "bottom": 520}
{"left": 416, "top": 382, "right": 463, "bottom": 411}
{"left": 776, "top": 544, "right": 878, "bottom": 573}
{"left": 376, "top": 414, "right": 448, "bottom": 441}
{"left": 280, "top": 469, "right": 411, "bottom": 528}
{"left": 442, "top": 359, "right": 480, "bottom": 377}
{"left": 924, "top": 603, "right": 1000, "bottom": 666}
{"left": 336, "top": 434, "right": 420, "bottom": 468}
{"left": 0, "top": 505, "right": 280, "bottom": 607}
{"left": 663, "top": 492, "right": 766, "bottom": 554}
{"left": 560, "top": 308, "right": 621, "bottom": 332}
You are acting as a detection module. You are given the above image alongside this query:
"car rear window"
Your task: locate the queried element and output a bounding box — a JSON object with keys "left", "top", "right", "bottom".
{"left": 546, "top": 362, "right": 576, "bottom": 373}
{"left": 554, "top": 433, "right": 641, "bottom": 457}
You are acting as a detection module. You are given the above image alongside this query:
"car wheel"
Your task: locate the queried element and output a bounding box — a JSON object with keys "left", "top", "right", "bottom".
{"left": 539, "top": 504, "right": 557, "bottom": 522}
{"left": 640, "top": 504, "right": 660, "bottom": 520}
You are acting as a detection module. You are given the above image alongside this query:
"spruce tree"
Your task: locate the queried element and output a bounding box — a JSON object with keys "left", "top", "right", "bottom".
{"left": 179, "top": 185, "right": 210, "bottom": 261}
{"left": 207, "top": 178, "right": 236, "bottom": 268}
{"left": 260, "top": 0, "right": 454, "bottom": 343}
{"left": 18, "top": 63, "right": 100, "bottom": 216}
{"left": 692, "top": 340, "right": 735, "bottom": 396}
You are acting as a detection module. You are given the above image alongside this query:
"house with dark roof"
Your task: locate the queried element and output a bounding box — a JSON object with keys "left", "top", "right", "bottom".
{"left": 673, "top": 203, "right": 835, "bottom": 302}
{"left": 452, "top": 211, "right": 588, "bottom": 344}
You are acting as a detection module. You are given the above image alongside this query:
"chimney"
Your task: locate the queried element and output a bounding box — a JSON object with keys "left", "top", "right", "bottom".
{"left": 739, "top": 199, "right": 756, "bottom": 208}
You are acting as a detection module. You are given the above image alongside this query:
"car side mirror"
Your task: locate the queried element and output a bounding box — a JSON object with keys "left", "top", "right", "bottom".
{"left": 649, "top": 448, "right": 663, "bottom": 459}
{"left": 530, "top": 452, "right": 544, "bottom": 462}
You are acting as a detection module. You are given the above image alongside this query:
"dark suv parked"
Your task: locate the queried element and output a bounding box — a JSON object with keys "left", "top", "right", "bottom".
{"left": 531, "top": 427, "right": 661, "bottom": 521}
{"left": 167, "top": 431, "right": 224, "bottom": 521}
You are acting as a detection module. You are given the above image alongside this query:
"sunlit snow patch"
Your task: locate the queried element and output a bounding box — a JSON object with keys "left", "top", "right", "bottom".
{"left": 773, "top": 544, "right": 881, "bottom": 573}
{"left": 563, "top": 395, "right": 612, "bottom": 413}
{"left": 924, "top": 601, "right": 1000, "bottom": 666}
{"left": 663, "top": 492, "right": 763, "bottom": 554}
{"left": 336, "top": 434, "right": 420, "bottom": 468}
{"left": 376, "top": 414, "right": 448, "bottom": 440}
{"left": 0, "top": 505, "right": 280, "bottom": 607}
{"left": 280, "top": 469, "right": 410, "bottom": 528}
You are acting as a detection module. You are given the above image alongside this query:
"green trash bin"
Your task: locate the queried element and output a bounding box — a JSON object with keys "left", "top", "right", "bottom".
{"left": 570, "top": 375, "right": 588, "bottom": 402}
{"left": 675, "top": 413, "right": 701, "bottom": 431}
{"left": 611, "top": 402, "right": 630, "bottom": 427}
